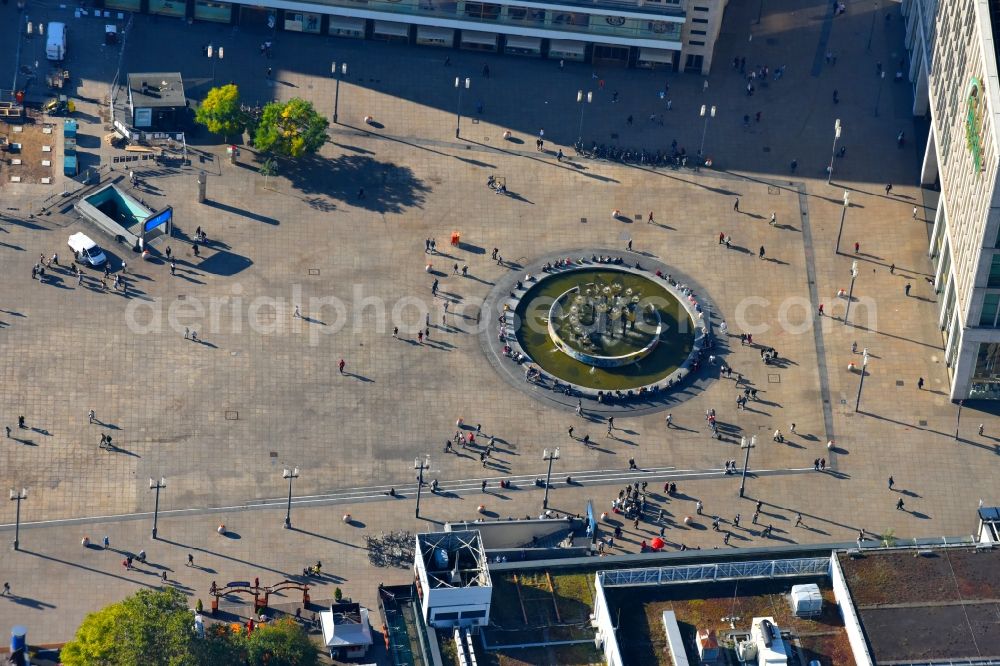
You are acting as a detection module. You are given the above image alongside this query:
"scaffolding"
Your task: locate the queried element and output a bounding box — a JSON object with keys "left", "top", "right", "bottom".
{"left": 597, "top": 557, "right": 830, "bottom": 587}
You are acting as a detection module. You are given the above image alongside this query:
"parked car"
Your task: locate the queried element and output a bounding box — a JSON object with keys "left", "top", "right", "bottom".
{"left": 67, "top": 232, "right": 107, "bottom": 267}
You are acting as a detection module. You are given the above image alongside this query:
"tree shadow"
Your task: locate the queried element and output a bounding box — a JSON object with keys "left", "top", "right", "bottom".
{"left": 277, "top": 153, "right": 431, "bottom": 214}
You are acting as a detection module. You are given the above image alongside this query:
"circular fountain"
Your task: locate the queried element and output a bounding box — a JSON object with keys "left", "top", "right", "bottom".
{"left": 547, "top": 278, "right": 663, "bottom": 368}
{"left": 492, "top": 256, "right": 709, "bottom": 395}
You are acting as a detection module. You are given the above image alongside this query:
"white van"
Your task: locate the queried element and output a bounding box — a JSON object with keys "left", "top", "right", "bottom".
{"left": 68, "top": 232, "right": 107, "bottom": 267}
{"left": 46, "top": 22, "right": 66, "bottom": 61}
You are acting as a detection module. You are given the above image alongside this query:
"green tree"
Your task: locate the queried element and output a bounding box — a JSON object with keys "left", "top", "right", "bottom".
{"left": 195, "top": 84, "right": 245, "bottom": 141}
{"left": 243, "top": 618, "right": 319, "bottom": 666}
{"left": 61, "top": 588, "right": 201, "bottom": 666}
{"left": 253, "top": 98, "right": 329, "bottom": 158}
{"left": 259, "top": 157, "right": 277, "bottom": 191}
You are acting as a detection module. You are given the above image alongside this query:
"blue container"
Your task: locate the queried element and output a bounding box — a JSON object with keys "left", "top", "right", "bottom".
{"left": 10, "top": 625, "right": 27, "bottom": 652}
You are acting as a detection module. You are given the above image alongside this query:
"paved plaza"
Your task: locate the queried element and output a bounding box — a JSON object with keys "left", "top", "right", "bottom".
{"left": 0, "top": 0, "right": 996, "bottom": 647}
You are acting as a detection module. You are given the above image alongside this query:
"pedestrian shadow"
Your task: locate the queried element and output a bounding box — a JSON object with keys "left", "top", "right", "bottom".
{"left": 105, "top": 444, "right": 141, "bottom": 458}
{"left": 343, "top": 372, "right": 374, "bottom": 382}
{"left": 12, "top": 437, "right": 37, "bottom": 446}
{"left": 7, "top": 595, "right": 57, "bottom": 610}
{"left": 301, "top": 316, "right": 326, "bottom": 326}
{"left": 910, "top": 511, "right": 931, "bottom": 519}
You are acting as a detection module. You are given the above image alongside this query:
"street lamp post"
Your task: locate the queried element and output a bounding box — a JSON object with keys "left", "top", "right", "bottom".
{"left": 207, "top": 45, "right": 223, "bottom": 84}
{"left": 414, "top": 456, "right": 430, "bottom": 518}
{"left": 698, "top": 104, "right": 717, "bottom": 164}
{"left": 955, "top": 399, "right": 964, "bottom": 440}
{"left": 835, "top": 190, "right": 850, "bottom": 253}
{"left": 739, "top": 436, "right": 756, "bottom": 498}
{"left": 542, "top": 447, "right": 560, "bottom": 510}
{"left": 828, "top": 118, "right": 842, "bottom": 184}
{"left": 844, "top": 260, "right": 859, "bottom": 326}
{"left": 454, "top": 76, "right": 470, "bottom": 139}
{"left": 332, "top": 62, "right": 347, "bottom": 124}
{"left": 282, "top": 468, "right": 299, "bottom": 529}
{"left": 874, "top": 71, "right": 885, "bottom": 117}
{"left": 9, "top": 489, "right": 26, "bottom": 551}
{"left": 149, "top": 477, "right": 166, "bottom": 540}
{"left": 576, "top": 90, "right": 592, "bottom": 145}
{"left": 855, "top": 350, "right": 870, "bottom": 412}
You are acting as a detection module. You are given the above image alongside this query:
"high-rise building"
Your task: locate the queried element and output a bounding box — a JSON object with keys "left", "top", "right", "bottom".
{"left": 908, "top": 0, "right": 1000, "bottom": 398}
{"left": 98, "top": 0, "right": 728, "bottom": 73}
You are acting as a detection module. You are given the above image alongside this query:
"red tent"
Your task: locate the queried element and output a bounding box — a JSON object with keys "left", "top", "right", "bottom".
{"left": 651, "top": 537, "right": 665, "bottom": 550}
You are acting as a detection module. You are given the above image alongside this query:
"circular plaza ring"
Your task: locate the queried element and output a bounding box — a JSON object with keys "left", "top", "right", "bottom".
{"left": 480, "top": 250, "right": 716, "bottom": 413}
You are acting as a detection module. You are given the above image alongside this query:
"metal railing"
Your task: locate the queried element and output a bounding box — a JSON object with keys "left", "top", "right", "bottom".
{"left": 597, "top": 556, "right": 830, "bottom": 587}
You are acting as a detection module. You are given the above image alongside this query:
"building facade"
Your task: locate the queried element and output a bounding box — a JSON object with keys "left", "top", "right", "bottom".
{"left": 97, "top": 0, "right": 727, "bottom": 73}
{"left": 913, "top": 0, "right": 1000, "bottom": 399}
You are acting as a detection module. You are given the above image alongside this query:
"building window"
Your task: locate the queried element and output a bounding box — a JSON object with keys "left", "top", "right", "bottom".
{"left": 989, "top": 254, "right": 1000, "bottom": 287}
{"left": 684, "top": 53, "right": 704, "bottom": 72}
{"left": 688, "top": 40, "right": 705, "bottom": 46}
{"left": 692, "top": 17, "right": 708, "bottom": 23}
{"left": 981, "top": 293, "right": 1000, "bottom": 327}
{"left": 691, "top": 29, "right": 706, "bottom": 35}
{"left": 970, "top": 342, "right": 1000, "bottom": 399}
{"left": 433, "top": 612, "right": 460, "bottom": 621}
{"left": 460, "top": 610, "right": 487, "bottom": 618}
{"left": 693, "top": 5, "right": 709, "bottom": 11}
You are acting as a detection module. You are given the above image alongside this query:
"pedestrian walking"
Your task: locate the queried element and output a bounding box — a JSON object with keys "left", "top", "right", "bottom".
{"left": 5, "top": 426, "right": 10, "bottom": 438}
{"left": 294, "top": 305, "right": 301, "bottom": 318}
{"left": 1, "top": 582, "right": 9, "bottom": 596}
{"left": 917, "top": 377, "right": 924, "bottom": 390}
{"left": 770, "top": 212, "right": 776, "bottom": 226}
{"left": 89, "top": 409, "right": 96, "bottom": 423}
{"left": 696, "top": 500, "right": 704, "bottom": 514}
{"left": 568, "top": 426, "right": 574, "bottom": 439}
{"left": 896, "top": 498, "right": 905, "bottom": 510}
{"left": 339, "top": 359, "right": 346, "bottom": 374}
{"left": 734, "top": 513, "right": 740, "bottom": 527}
{"left": 170, "top": 260, "right": 176, "bottom": 275}
{"left": 752, "top": 511, "right": 759, "bottom": 524}
{"left": 795, "top": 513, "right": 803, "bottom": 527}
{"left": 628, "top": 457, "right": 637, "bottom": 470}
{"left": 979, "top": 424, "right": 985, "bottom": 436}
{"left": 818, "top": 304, "right": 825, "bottom": 316}
{"left": 392, "top": 326, "right": 398, "bottom": 338}
{"left": 759, "top": 246, "right": 766, "bottom": 259}
{"left": 854, "top": 241, "right": 860, "bottom": 254}
{"left": 608, "top": 416, "right": 615, "bottom": 430}
{"left": 724, "top": 532, "right": 731, "bottom": 545}
{"left": 648, "top": 211, "right": 655, "bottom": 224}
{"left": 913, "top": 206, "right": 919, "bottom": 219}
{"left": 187, "top": 553, "right": 194, "bottom": 567}
{"left": 885, "top": 183, "right": 893, "bottom": 195}
{"left": 166, "top": 246, "right": 172, "bottom": 259}
{"left": 481, "top": 480, "right": 487, "bottom": 492}
{"left": 734, "top": 198, "right": 740, "bottom": 212}
{"left": 905, "top": 283, "right": 912, "bottom": 296}
{"left": 666, "top": 413, "right": 673, "bottom": 428}
{"left": 790, "top": 159, "right": 798, "bottom": 172}
{"left": 888, "top": 475, "right": 894, "bottom": 489}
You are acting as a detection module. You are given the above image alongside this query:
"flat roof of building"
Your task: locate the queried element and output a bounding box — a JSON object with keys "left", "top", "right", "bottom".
{"left": 838, "top": 548, "right": 1000, "bottom": 662}
{"left": 605, "top": 577, "right": 853, "bottom": 665}
{"left": 127, "top": 73, "right": 186, "bottom": 108}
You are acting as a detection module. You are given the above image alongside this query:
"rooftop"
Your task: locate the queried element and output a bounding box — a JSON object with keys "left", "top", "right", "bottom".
{"left": 605, "top": 577, "right": 853, "bottom": 665}
{"left": 127, "top": 72, "right": 186, "bottom": 108}
{"left": 417, "top": 531, "right": 492, "bottom": 589}
{"left": 838, "top": 547, "right": 1000, "bottom": 663}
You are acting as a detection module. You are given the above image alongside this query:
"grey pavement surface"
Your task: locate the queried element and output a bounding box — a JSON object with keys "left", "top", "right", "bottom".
{"left": 0, "top": 0, "right": 996, "bottom": 648}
